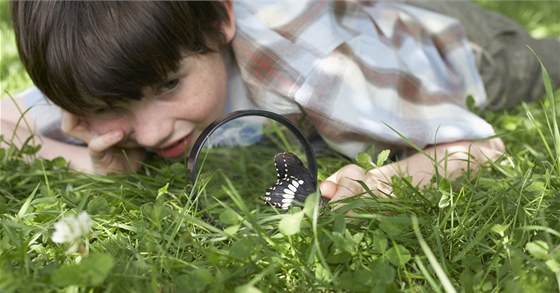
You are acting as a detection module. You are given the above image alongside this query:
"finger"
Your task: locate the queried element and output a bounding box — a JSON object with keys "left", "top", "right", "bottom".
{"left": 87, "top": 130, "right": 124, "bottom": 161}
{"left": 331, "top": 174, "right": 366, "bottom": 201}
{"left": 324, "top": 164, "right": 368, "bottom": 201}
{"left": 365, "top": 169, "right": 394, "bottom": 198}
{"left": 319, "top": 180, "right": 338, "bottom": 199}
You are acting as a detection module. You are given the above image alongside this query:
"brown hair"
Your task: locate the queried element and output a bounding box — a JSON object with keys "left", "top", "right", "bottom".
{"left": 11, "top": 1, "right": 230, "bottom": 114}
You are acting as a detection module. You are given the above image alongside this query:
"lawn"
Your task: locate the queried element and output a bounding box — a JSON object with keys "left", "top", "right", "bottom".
{"left": 1, "top": 1, "right": 559, "bottom": 292}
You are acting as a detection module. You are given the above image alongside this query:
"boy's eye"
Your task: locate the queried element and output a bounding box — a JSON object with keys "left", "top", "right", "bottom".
{"left": 157, "top": 79, "right": 180, "bottom": 93}
{"left": 94, "top": 107, "right": 112, "bottom": 114}
{"left": 93, "top": 106, "right": 123, "bottom": 117}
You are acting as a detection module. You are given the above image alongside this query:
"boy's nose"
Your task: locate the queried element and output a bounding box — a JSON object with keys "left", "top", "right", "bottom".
{"left": 132, "top": 115, "right": 172, "bottom": 148}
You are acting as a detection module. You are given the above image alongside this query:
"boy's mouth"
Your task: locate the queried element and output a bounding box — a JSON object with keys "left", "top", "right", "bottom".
{"left": 155, "top": 134, "right": 192, "bottom": 159}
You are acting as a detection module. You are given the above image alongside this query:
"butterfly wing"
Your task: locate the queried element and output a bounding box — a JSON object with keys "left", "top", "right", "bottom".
{"left": 264, "top": 152, "right": 316, "bottom": 209}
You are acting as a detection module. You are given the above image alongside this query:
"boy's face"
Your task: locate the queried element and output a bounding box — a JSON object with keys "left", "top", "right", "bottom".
{"left": 82, "top": 51, "right": 229, "bottom": 159}
{"left": 72, "top": 1, "right": 237, "bottom": 160}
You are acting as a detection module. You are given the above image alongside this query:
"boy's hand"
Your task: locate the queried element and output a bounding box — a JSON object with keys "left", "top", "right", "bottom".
{"left": 60, "top": 111, "right": 146, "bottom": 175}
{"left": 320, "top": 164, "right": 391, "bottom": 201}
{"left": 319, "top": 138, "right": 505, "bottom": 202}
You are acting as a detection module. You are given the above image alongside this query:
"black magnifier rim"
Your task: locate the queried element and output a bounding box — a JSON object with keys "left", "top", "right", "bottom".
{"left": 187, "top": 110, "right": 317, "bottom": 187}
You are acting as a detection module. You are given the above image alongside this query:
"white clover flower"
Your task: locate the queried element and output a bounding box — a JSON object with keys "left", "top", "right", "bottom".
{"left": 52, "top": 211, "right": 94, "bottom": 253}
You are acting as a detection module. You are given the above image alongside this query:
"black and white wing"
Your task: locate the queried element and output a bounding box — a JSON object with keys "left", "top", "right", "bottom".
{"left": 264, "top": 152, "right": 316, "bottom": 209}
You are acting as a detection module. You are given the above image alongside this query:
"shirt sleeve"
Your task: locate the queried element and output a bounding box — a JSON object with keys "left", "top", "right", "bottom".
{"left": 234, "top": 1, "right": 497, "bottom": 158}
{"left": 21, "top": 87, "right": 85, "bottom": 145}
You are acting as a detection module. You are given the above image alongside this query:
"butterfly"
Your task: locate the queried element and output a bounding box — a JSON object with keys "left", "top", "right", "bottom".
{"left": 264, "top": 152, "right": 317, "bottom": 209}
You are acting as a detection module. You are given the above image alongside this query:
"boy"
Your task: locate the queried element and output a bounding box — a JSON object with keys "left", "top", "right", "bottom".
{"left": 2, "top": 1, "right": 558, "bottom": 201}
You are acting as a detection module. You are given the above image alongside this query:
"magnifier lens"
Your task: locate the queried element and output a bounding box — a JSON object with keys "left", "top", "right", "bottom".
{"left": 190, "top": 113, "right": 315, "bottom": 226}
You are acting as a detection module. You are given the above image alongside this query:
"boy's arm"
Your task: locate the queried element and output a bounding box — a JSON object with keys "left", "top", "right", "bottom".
{"left": 320, "top": 138, "right": 505, "bottom": 200}
{"left": 1, "top": 94, "right": 94, "bottom": 170}
{"left": 1, "top": 94, "right": 145, "bottom": 174}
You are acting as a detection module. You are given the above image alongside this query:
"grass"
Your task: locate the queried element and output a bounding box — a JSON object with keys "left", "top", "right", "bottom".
{"left": 1, "top": 1, "right": 560, "bottom": 292}
{"left": 0, "top": 0, "right": 31, "bottom": 95}
{"left": 475, "top": 0, "right": 560, "bottom": 38}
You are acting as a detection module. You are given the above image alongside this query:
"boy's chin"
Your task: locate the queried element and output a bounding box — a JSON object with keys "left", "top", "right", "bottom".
{"left": 147, "top": 149, "right": 190, "bottom": 162}
{"left": 167, "top": 154, "right": 188, "bottom": 162}
{"left": 164, "top": 151, "right": 190, "bottom": 162}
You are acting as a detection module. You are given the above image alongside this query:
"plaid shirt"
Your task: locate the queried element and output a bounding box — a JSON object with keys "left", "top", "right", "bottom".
{"left": 232, "top": 1, "right": 495, "bottom": 157}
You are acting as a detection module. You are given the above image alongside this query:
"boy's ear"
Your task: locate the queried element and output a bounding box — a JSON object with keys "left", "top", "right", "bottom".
{"left": 221, "top": 0, "right": 236, "bottom": 43}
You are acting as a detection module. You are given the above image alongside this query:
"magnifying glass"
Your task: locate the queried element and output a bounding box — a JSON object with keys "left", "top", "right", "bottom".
{"left": 187, "top": 110, "right": 324, "bottom": 226}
